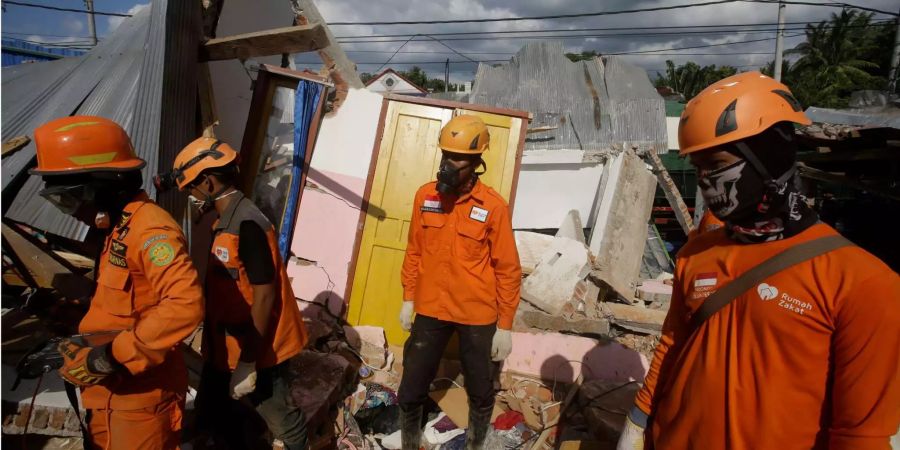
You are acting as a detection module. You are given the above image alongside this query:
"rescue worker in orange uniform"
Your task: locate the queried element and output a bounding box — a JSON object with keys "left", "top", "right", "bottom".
{"left": 398, "top": 115, "right": 522, "bottom": 450}
{"left": 617, "top": 72, "right": 900, "bottom": 450}
{"left": 32, "top": 116, "right": 204, "bottom": 450}
{"left": 163, "top": 137, "right": 309, "bottom": 450}
{"left": 686, "top": 209, "right": 724, "bottom": 240}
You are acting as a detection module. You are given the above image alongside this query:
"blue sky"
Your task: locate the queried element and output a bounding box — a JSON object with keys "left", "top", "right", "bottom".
{"left": 2, "top": 0, "right": 147, "bottom": 48}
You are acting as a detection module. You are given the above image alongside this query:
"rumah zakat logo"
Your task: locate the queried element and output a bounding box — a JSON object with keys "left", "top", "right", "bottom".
{"left": 757, "top": 283, "right": 779, "bottom": 301}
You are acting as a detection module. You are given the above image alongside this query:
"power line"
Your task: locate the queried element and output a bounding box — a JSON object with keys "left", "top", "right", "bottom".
{"left": 606, "top": 33, "right": 806, "bottom": 55}
{"left": 329, "top": 0, "right": 743, "bottom": 25}
{"left": 336, "top": 20, "right": 893, "bottom": 40}
{"left": 328, "top": 0, "right": 897, "bottom": 25}
{"left": 2, "top": 31, "right": 95, "bottom": 39}
{"left": 739, "top": 0, "right": 899, "bottom": 17}
{"left": 345, "top": 50, "right": 778, "bottom": 56}
{"left": 3, "top": 1, "right": 132, "bottom": 17}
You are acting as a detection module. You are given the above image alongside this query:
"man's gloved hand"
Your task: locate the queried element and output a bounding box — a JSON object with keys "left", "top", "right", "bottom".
{"left": 616, "top": 416, "right": 646, "bottom": 450}
{"left": 399, "top": 301, "right": 414, "bottom": 331}
{"left": 230, "top": 361, "right": 257, "bottom": 399}
{"left": 491, "top": 328, "right": 512, "bottom": 361}
{"left": 57, "top": 340, "right": 120, "bottom": 386}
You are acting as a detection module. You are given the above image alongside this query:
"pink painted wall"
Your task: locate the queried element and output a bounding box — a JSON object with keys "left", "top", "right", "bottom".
{"left": 506, "top": 331, "right": 649, "bottom": 384}
{"left": 287, "top": 168, "right": 366, "bottom": 315}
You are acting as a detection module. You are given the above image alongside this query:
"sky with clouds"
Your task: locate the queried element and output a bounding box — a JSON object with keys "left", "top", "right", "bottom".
{"left": 2, "top": 0, "right": 897, "bottom": 84}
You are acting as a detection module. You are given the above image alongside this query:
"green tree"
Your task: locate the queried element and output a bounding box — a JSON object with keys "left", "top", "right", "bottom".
{"left": 785, "top": 9, "right": 884, "bottom": 107}
{"left": 399, "top": 66, "right": 429, "bottom": 89}
{"left": 655, "top": 60, "right": 737, "bottom": 100}
{"left": 565, "top": 50, "right": 601, "bottom": 62}
{"left": 360, "top": 72, "right": 375, "bottom": 84}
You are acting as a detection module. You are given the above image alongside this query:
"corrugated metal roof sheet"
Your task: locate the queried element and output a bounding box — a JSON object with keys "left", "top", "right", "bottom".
{"left": 2, "top": 0, "right": 199, "bottom": 241}
{"left": 805, "top": 106, "right": 900, "bottom": 129}
{"left": 469, "top": 42, "right": 667, "bottom": 154}
{"left": 1, "top": 38, "right": 86, "bottom": 67}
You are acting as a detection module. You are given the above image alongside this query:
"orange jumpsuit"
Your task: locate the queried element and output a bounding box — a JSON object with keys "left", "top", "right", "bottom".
{"left": 203, "top": 192, "right": 307, "bottom": 371}
{"left": 401, "top": 180, "right": 521, "bottom": 329}
{"left": 633, "top": 223, "right": 900, "bottom": 450}
{"left": 79, "top": 191, "right": 204, "bottom": 450}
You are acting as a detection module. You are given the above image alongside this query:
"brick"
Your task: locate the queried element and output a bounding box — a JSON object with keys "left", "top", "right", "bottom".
{"left": 14, "top": 406, "right": 31, "bottom": 428}
{"left": 48, "top": 409, "right": 67, "bottom": 429}
{"left": 30, "top": 407, "right": 50, "bottom": 430}
{"left": 65, "top": 411, "right": 82, "bottom": 432}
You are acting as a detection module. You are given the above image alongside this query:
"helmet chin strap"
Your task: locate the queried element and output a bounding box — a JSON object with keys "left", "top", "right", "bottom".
{"left": 733, "top": 141, "right": 795, "bottom": 206}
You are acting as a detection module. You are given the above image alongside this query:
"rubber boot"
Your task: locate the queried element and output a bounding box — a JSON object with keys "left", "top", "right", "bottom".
{"left": 400, "top": 404, "right": 423, "bottom": 450}
{"left": 465, "top": 405, "right": 494, "bottom": 450}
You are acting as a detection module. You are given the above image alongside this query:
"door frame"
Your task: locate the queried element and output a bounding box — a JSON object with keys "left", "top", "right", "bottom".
{"left": 342, "top": 94, "right": 530, "bottom": 318}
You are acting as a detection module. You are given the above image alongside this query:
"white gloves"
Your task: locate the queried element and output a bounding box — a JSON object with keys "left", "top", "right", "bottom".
{"left": 399, "top": 301, "right": 415, "bottom": 331}
{"left": 616, "top": 417, "right": 645, "bottom": 450}
{"left": 230, "top": 361, "right": 257, "bottom": 399}
{"left": 491, "top": 328, "right": 512, "bottom": 361}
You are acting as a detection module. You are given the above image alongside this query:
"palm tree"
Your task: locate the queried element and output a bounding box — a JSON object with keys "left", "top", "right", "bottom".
{"left": 787, "top": 9, "right": 881, "bottom": 107}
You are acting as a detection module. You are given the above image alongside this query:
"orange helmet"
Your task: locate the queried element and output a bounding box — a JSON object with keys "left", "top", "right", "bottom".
{"left": 678, "top": 71, "right": 810, "bottom": 156}
{"left": 170, "top": 137, "right": 238, "bottom": 190}
{"left": 30, "top": 116, "right": 145, "bottom": 176}
{"left": 439, "top": 115, "right": 490, "bottom": 155}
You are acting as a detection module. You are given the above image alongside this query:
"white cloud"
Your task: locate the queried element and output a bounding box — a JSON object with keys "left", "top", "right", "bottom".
{"left": 107, "top": 3, "right": 150, "bottom": 33}
{"left": 63, "top": 16, "right": 85, "bottom": 34}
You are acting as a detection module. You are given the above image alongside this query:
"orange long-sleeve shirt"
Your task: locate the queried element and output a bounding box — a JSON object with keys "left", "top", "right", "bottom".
{"left": 631, "top": 223, "right": 900, "bottom": 450}
{"left": 79, "top": 192, "right": 204, "bottom": 410}
{"left": 401, "top": 181, "right": 521, "bottom": 329}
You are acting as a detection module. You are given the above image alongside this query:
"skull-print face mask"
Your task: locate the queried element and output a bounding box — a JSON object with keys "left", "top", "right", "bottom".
{"left": 698, "top": 159, "right": 765, "bottom": 222}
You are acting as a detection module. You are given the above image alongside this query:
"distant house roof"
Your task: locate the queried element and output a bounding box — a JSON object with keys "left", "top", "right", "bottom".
{"left": 365, "top": 68, "right": 428, "bottom": 96}
{"left": 469, "top": 42, "right": 667, "bottom": 154}
{"left": 2, "top": 39, "right": 86, "bottom": 67}
{"left": 1, "top": 0, "right": 199, "bottom": 241}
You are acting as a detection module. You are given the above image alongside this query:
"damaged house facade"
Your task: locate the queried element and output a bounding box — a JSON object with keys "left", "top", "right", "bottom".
{"left": 2, "top": 3, "right": 675, "bottom": 447}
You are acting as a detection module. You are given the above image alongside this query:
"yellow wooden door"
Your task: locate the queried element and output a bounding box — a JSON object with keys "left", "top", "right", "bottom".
{"left": 348, "top": 101, "right": 524, "bottom": 345}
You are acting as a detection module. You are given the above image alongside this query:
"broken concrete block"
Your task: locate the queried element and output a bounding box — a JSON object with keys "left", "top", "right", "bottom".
{"left": 636, "top": 279, "right": 673, "bottom": 307}
{"left": 601, "top": 302, "right": 667, "bottom": 336}
{"left": 522, "top": 236, "right": 592, "bottom": 316}
{"left": 289, "top": 351, "right": 356, "bottom": 425}
{"left": 519, "top": 308, "right": 610, "bottom": 336}
{"left": 343, "top": 325, "right": 389, "bottom": 370}
{"left": 514, "top": 231, "right": 555, "bottom": 275}
{"left": 556, "top": 210, "right": 586, "bottom": 244}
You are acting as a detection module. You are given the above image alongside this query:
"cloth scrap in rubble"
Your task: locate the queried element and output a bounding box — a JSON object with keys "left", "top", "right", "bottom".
{"left": 363, "top": 383, "right": 398, "bottom": 409}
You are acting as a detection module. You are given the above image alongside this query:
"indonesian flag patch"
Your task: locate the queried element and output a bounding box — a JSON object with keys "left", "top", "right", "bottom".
{"left": 421, "top": 194, "right": 443, "bottom": 213}
{"left": 694, "top": 272, "right": 718, "bottom": 289}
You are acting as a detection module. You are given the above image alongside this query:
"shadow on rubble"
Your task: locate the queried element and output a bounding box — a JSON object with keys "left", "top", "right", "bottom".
{"left": 183, "top": 291, "right": 364, "bottom": 450}
{"left": 540, "top": 337, "right": 646, "bottom": 447}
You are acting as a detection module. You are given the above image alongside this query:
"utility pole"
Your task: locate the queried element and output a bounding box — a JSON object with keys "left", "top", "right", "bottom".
{"left": 84, "top": 0, "right": 98, "bottom": 47}
{"left": 444, "top": 59, "right": 450, "bottom": 92}
{"left": 774, "top": 0, "right": 786, "bottom": 81}
{"left": 889, "top": 8, "right": 900, "bottom": 95}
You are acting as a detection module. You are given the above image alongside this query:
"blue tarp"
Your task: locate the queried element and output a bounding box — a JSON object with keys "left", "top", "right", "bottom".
{"left": 278, "top": 79, "right": 324, "bottom": 259}
{"left": 1, "top": 38, "right": 85, "bottom": 67}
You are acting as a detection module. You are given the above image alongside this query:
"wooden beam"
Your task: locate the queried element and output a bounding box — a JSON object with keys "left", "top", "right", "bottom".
{"left": 293, "top": 0, "right": 363, "bottom": 89}
{"left": 2, "top": 136, "right": 30, "bottom": 158}
{"left": 797, "top": 163, "right": 900, "bottom": 201}
{"left": 201, "top": 24, "right": 328, "bottom": 61}
{"left": 799, "top": 147, "right": 900, "bottom": 163}
{"left": 198, "top": 62, "right": 218, "bottom": 138}
{"left": 1, "top": 223, "right": 93, "bottom": 298}
{"left": 644, "top": 150, "right": 694, "bottom": 234}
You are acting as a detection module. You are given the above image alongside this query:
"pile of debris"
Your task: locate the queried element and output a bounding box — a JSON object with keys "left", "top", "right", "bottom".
{"left": 512, "top": 210, "right": 670, "bottom": 360}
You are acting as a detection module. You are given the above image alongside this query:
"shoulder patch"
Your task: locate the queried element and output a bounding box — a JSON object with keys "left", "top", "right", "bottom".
{"left": 110, "top": 240, "right": 127, "bottom": 257}
{"left": 148, "top": 242, "right": 175, "bottom": 267}
{"left": 109, "top": 253, "right": 128, "bottom": 268}
{"left": 118, "top": 211, "right": 132, "bottom": 228}
{"left": 142, "top": 234, "right": 169, "bottom": 250}
{"left": 214, "top": 246, "right": 230, "bottom": 263}
{"left": 116, "top": 226, "right": 130, "bottom": 240}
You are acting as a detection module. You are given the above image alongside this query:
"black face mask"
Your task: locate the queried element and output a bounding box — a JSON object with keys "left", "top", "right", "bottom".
{"left": 697, "top": 159, "right": 770, "bottom": 223}
{"left": 436, "top": 160, "right": 463, "bottom": 195}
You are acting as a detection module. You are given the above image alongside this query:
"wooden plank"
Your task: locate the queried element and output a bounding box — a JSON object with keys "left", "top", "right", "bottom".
{"left": 1, "top": 223, "right": 93, "bottom": 298}
{"left": 644, "top": 150, "right": 694, "bottom": 234}
{"left": 2, "top": 136, "right": 30, "bottom": 158}
{"left": 797, "top": 163, "right": 900, "bottom": 201}
{"left": 259, "top": 64, "right": 334, "bottom": 87}
{"left": 201, "top": 24, "right": 328, "bottom": 61}
{"left": 294, "top": 0, "right": 363, "bottom": 89}
{"left": 198, "top": 62, "right": 218, "bottom": 138}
